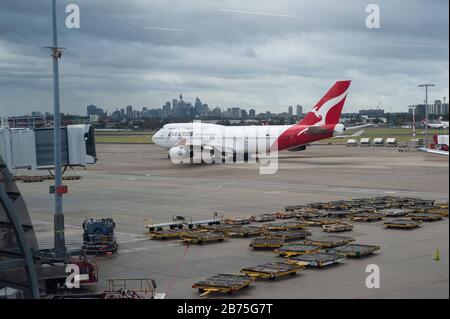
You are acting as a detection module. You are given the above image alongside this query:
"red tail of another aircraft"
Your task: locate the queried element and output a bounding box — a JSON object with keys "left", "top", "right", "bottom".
{"left": 300, "top": 80, "right": 351, "bottom": 127}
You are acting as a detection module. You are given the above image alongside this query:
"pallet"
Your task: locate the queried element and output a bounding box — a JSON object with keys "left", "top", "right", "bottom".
{"left": 288, "top": 252, "right": 345, "bottom": 268}
{"left": 224, "top": 226, "right": 264, "bottom": 238}
{"left": 148, "top": 229, "right": 193, "bottom": 240}
{"left": 406, "top": 213, "right": 443, "bottom": 222}
{"left": 274, "top": 243, "right": 320, "bottom": 257}
{"left": 240, "top": 261, "right": 304, "bottom": 279}
{"left": 181, "top": 231, "right": 225, "bottom": 244}
{"left": 349, "top": 213, "right": 384, "bottom": 222}
{"left": 430, "top": 208, "right": 449, "bottom": 217}
{"left": 62, "top": 175, "right": 82, "bottom": 181}
{"left": 22, "top": 176, "right": 45, "bottom": 183}
{"left": 379, "top": 209, "right": 409, "bottom": 217}
{"left": 200, "top": 224, "right": 237, "bottom": 233}
{"left": 273, "top": 211, "right": 296, "bottom": 219}
{"left": 263, "top": 230, "right": 311, "bottom": 241}
{"left": 224, "top": 217, "right": 251, "bottom": 225}
{"left": 263, "top": 221, "right": 306, "bottom": 231}
{"left": 327, "top": 210, "right": 350, "bottom": 218}
{"left": 383, "top": 219, "right": 421, "bottom": 229}
{"left": 322, "top": 223, "right": 353, "bottom": 233}
{"left": 193, "top": 274, "right": 253, "bottom": 296}
{"left": 251, "top": 214, "right": 276, "bottom": 222}
{"left": 302, "top": 235, "right": 355, "bottom": 248}
{"left": 301, "top": 217, "right": 342, "bottom": 226}
{"left": 249, "top": 237, "right": 285, "bottom": 249}
{"left": 435, "top": 202, "right": 449, "bottom": 209}
{"left": 327, "top": 244, "right": 380, "bottom": 257}
{"left": 285, "top": 205, "right": 307, "bottom": 212}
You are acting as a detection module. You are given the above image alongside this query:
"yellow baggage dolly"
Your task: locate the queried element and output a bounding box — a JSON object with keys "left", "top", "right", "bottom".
{"left": 326, "top": 244, "right": 380, "bottom": 257}
{"left": 383, "top": 219, "right": 421, "bottom": 229}
{"left": 407, "top": 213, "right": 443, "bottom": 222}
{"left": 192, "top": 274, "right": 254, "bottom": 296}
{"left": 322, "top": 223, "right": 353, "bottom": 233}
{"left": 288, "top": 252, "right": 345, "bottom": 268}
{"left": 181, "top": 231, "right": 225, "bottom": 245}
{"left": 303, "top": 235, "right": 355, "bottom": 248}
{"left": 148, "top": 229, "right": 193, "bottom": 240}
{"left": 274, "top": 243, "right": 320, "bottom": 257}
{"left": 240, "top": 261, "right": 305, "bottom": 280}
{"left": 263, "top": 221, "right": 306, "bottom": 231}
{"left": 249, "top": 237, "right": 285, "bottom": 250}
{"left": 263, "top": 230, "right": 311, "bottom": 241}
{"left": 349, "top": 212, "right": 384, "bottom": 222}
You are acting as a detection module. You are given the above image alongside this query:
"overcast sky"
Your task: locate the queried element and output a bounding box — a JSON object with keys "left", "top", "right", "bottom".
{"left": 0, "top": 0, "right": 448, "bottom": 116}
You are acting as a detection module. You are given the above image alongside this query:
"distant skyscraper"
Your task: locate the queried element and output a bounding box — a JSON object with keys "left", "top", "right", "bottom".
{"left": 126, "top": 105, "right": 133, "bottom": 118}
{"left": 296, "top": 105, "right": 303, "bottom": 117}
{"left": 86, "top": 104, "right": 97, "bottom": 116}
{"left": 442, "top": 103, "right": 449, "bottom": 115}
{"left": 249, "top": 109, "right": 256, "bottom": 117}
{"left": 433, "top": 100, "right": 442, "bottom": 115}
{"left": 416, "top": 104, "right": 427, "bottom": 119}
{"left": 288, "top": 106, "right": 293, "bottom": 116}
{"left": 232, "top": 107, "right": 241, "bottom": 118}
{"left": 194, "top": 97, "right": 203, "bottom": 116}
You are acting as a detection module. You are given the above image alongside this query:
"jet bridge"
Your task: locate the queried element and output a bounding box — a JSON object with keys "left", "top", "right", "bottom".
{"left": 0, "top": 124, "right": 96, "bottom": 172}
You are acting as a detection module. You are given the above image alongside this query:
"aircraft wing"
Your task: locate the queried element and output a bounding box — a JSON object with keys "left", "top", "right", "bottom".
{"left": 345, "top": 124, "right": 374, "bottom": 130}
{"left": 418, "top": 147, "right": 449, "bottom": 156}
{"left": 332, "top": 130, "right": 365, "bottom": 139}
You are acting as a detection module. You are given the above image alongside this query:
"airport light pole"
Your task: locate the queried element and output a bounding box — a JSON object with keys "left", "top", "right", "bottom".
{"left": 408, "top": 106, "right": 416, "bottom": 137}
{"left": 418, "top": 84, "right": 435, "bottom": 146}
{"left": 50, "top": 0, "right": 66, "bottom": 257}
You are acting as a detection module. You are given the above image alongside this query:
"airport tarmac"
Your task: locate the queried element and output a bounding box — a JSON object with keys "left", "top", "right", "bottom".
{"left": 18, "top": 144, "right": 449, "bottom": 298}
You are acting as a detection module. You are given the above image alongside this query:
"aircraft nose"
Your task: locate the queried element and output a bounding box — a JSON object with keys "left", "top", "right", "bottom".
{"left": 152, "top": 130, "right": 162, "bottom": 145}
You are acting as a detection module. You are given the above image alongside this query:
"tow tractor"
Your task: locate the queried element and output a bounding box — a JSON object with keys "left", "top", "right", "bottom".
{"left": 144, "top": 213, "right": 223, "bottom": 232}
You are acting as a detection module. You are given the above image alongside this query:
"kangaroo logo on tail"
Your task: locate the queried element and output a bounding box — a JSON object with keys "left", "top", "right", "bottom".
{"left": 300, "top": 80, "right": 351, "bottom": 128}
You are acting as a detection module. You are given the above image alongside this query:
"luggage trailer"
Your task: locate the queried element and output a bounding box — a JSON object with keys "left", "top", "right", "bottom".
{"left": 192, "top": 274, "right": 254, "bottom": 296}
{"left": 144, "top": 213, "right": 223, "bottom": 232}
{"left": 288, "top": 252, "right": 346, "bottom": 268}
{"left": 240, "top": 261, "right": 305, "bottom": 280}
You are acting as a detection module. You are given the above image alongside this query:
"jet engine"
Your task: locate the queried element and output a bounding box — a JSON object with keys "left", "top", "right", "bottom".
{"left": 333, "top": 124, "right": 345, "bottom": 136}
{"left": 168, "top": 146, "right": 191, "bottom": 163}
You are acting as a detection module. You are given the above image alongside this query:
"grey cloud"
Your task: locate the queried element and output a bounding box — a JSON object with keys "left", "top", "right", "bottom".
{"left": 0, "top": 0, "right": 448, "bottom": 116}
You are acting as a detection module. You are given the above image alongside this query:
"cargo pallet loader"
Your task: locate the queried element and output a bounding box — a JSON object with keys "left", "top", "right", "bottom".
{"left": 82, "top": 218, "right": 118, "bottom": 256}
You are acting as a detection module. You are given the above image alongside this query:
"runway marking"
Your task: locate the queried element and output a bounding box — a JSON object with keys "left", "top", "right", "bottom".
{"left": 120, "top": 243, "right": 181, "bottom": 254}
{"left": 216, "top": 180, "right": 237, "bottom": 189}
{"left": 263, "top": 191, "right": 286, "bottom": 194}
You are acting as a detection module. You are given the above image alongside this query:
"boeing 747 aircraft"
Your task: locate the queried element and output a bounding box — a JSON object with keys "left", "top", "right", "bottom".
{"left": 153, "top": 81, "right": 369, "bottom": 163}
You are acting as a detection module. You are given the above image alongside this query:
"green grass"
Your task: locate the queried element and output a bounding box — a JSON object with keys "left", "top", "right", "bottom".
{"left": 96, "top": 133, "right": 153, "bottom": 144}
{"left": 94, "top": 127, "right": 446, "bottom": 144}
{"left": 96, "top": 131, "right": 154, "bottom": 135}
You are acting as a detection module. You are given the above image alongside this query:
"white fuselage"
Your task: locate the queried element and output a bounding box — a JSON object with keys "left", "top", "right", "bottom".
{"left": 152, "top": 123, "right": 293, "bottom": 154}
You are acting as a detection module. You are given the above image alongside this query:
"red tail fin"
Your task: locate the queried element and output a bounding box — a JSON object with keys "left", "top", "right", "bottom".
{"left": 300, "top": 80, "right": 351, "bottom": 126}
